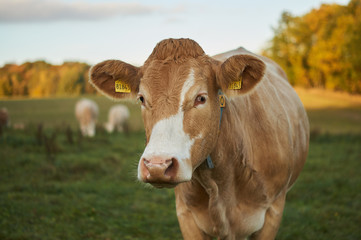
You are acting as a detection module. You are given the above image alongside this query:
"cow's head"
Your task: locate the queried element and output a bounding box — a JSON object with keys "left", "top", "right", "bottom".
{"left": 89, "top": 38, "right": 265, "bottom": 188}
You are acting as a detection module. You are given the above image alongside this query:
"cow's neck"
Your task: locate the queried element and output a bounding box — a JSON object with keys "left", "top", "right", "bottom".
{"left": 190, "top": 99, "right": 246, "bottom": 237}
{"left": 190, "top": 97, "right": 267, "bottom": 236}
{"left": 192, "top": 164, "right": 231, "bottom": 237}
{"left": 202, "top": 96, "right": 247, "bottom": 173}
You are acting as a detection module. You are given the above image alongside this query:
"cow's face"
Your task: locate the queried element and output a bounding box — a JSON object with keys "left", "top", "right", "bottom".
{"left": 136, "top": 59, "right": 220, "bottom": 187}
{"left": 89, "top": 39, "right": 265, "bottom": 188}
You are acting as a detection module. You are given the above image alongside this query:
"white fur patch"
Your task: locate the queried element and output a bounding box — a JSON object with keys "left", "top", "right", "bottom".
{"left": 139, "top": 111, "right": 194, "bottom": 180}
{"left": 179, "top": 69, "right": 195, "bottom": 109}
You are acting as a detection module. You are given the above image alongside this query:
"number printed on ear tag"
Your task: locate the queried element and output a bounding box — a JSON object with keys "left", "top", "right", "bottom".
{"left": 228, "top": 76, "right": 242, "bottom": 90}
{"left": 115, "top": 80, "right": 131, "bottom": 93}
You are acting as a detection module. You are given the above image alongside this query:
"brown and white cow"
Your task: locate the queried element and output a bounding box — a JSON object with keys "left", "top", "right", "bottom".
{"left": 89, "top": 38, "right": 309, "bottom": 240}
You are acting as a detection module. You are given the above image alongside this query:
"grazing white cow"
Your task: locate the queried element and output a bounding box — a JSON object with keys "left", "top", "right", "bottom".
{"left": 104, "top": 104, "right": 130, "bottom": 133}
{"left": 75, "top": 99, "right": 98, "bottom": 137}
{"left": 89, "top": 38, "right": 309, "bottom": 239}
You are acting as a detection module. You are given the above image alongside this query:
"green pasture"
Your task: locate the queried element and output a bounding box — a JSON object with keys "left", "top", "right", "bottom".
{"left": 295, "top": 88, "right": 361, "bottom": 134}
{"left": 0, "top": 90, "right": 361, "bottom": 239}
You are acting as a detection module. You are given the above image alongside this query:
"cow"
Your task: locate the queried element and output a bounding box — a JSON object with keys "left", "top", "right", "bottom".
{"left": 0, "top": 107, "right": 10, "bottom": 135}
{"left": 104, "top": 104, "right": 130, "bottom": 133}
{"left": 0, "top": 107, "right": 9, "bottom": 127}
{"left": 89, "top": 38, "right": 309, "bottom": 240}
{"left": 75, "top": 98, "right": 99, "bottom": 137}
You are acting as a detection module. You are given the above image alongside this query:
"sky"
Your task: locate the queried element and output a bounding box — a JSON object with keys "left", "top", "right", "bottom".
{"left": 0, "top": 0, "right": 350, "bottom": 67}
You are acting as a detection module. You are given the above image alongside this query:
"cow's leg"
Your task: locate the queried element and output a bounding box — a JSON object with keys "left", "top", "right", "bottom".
{"left": 177, "top": 208, "right": 211, "bottom": 240}
{"left": 250, "top": 193, "right": 286, "bottom": 240}
{"left": 175, "top": 190, "right": 211, "bottom": 240}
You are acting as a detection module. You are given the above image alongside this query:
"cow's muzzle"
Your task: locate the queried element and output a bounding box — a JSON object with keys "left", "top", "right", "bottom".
{"left": 139, "top": 156, "right": 179, "bottom": 188}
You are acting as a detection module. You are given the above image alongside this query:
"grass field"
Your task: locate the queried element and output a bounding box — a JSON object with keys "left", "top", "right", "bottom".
{"left": 0, "top": 88, "right": 361, "bottom": 239}
{"left": 295, "top": 88, "right": 361, "bottom": 134}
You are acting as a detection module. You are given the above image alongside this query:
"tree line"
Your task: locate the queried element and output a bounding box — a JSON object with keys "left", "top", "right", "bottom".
{"left": 263, "top": 0, "right": 361, "bottom": 94}
{"left": 0, "top": 61, "right": 95, "bottom": 97}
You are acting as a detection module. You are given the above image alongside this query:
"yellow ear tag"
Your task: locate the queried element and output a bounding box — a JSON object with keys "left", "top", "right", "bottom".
{"left": 228, "top": 76, "right": 242, "bottom": 90}
{"left": 219, "top": 95, "right": 226, "bottom": 108}
{"left": 115, "top": 80, "right": 131, "bottom": 93}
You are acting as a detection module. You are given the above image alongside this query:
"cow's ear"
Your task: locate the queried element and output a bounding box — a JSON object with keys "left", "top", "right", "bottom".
{"left": 216, "top": 55, "right": 265, "bottom": 97}
{"left": 89, "top": 60, "right": 141, "bottom": 100}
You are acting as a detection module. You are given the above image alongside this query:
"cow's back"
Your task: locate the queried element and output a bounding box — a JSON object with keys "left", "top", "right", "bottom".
{"left": 213, "top": 48, "right": 309, "bottom": 194}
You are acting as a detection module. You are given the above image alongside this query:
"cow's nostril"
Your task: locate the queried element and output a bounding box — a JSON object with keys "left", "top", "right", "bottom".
{"left": 165, "top": 158, "right": 179, "bottom": 179}
{"left": 143, "top": 158, "right": 150, "bottom": 166}
{"left": 141, "top": 158, "right": 151, "bottom": 180}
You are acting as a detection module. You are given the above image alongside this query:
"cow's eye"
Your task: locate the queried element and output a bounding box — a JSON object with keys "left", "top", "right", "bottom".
{"left": 194, "top": 95, "right": 206, "bottom": 107}
{"left": 137, "top": 95, "right": 145, "bottom": 106}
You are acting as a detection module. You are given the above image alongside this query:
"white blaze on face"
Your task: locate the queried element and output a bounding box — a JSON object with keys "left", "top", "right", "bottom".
{"left": 138, "top": 69, "right": 198, "bottom": 181}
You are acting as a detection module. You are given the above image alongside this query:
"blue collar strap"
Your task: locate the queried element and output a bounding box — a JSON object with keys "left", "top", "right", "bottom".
{"left": 206, "top": 92, "right": 225, "bottom": 169}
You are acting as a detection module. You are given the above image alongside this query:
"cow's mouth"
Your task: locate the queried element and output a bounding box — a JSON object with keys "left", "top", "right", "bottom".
{"left": 149, "top": 182, "right": 179, "bottom": 188}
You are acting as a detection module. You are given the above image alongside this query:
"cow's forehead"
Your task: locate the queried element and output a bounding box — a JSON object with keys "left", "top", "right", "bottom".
{"left": 140, "top": 59, "right": 211, "bottom": 96}
{"left": 141, "top": 61, "right": 199, "bottom": 103}
{"left": 142, "top": 60, "right": 190, "bottom": 90}
{"left": 139, "top": 59, "right": 212, "bottom": 122}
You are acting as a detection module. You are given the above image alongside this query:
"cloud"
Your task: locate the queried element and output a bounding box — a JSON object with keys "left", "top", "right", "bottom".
{"left": 0, "top": 0, "right": 164, "bottom": 23}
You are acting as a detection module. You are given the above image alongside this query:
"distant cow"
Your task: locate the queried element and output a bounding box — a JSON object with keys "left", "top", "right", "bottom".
{"left": 75, "top": 99, "right": 98, "bottom": 137}
{"left": 89, "top": 39, "right": 309, "bottom": 239}
{"left": 104, "top": 104, "right": 130, "bottom": 133}
{"left": 0, "top": 107, "right": 9, "bottom": 127}
{"left": 0, "top": 107, "right": 10, "bottom": 135}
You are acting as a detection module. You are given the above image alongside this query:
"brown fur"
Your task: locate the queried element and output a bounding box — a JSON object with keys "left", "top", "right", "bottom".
{"left": 89, "top": 39, "right": 309, "bottom": 239}
{"left": 145, "top": 38, "right": 205, "bottom": 63}
{"left": 90, "top": 60, "right": 141, "bottom": 99}
{"left": 217, "top": 54, "right": 266, "bottom": 96}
